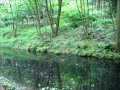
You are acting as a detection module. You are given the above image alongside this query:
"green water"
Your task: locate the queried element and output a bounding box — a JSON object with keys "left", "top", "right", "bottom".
{"left": 0, "top": 48, "right": 120, "bottom": 90}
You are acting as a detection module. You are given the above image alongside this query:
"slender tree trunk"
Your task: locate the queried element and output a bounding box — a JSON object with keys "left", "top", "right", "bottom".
{"left": 45, "top": 0, "right": 55, "bottom": 36}
{"left": 55, "top": 0, "right": 62, "bottom": 36}
{"left": 96, "top": 0, "right": 101, "bottom": 9}
{"left": 9, "top": 3, "right": 17, "bottom": 37}
{"left": 115, "top": 0, "right": 120, "bottom": 51}
{"left": 34, "top": 0, "right": 41, "bottom": 34}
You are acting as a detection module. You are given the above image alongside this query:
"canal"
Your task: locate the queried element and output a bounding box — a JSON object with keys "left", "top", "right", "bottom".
{"left": 0, "top": 48, "right": 120, "bottom": 90}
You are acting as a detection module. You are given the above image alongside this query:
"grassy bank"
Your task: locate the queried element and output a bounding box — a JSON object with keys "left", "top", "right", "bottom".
{"left": 0, "top": 25, "right": 120, "bottom": 60}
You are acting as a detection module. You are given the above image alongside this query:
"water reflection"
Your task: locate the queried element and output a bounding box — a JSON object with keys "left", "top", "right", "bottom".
{"left": 0, "top": 48, "right": 120, "bottom": 90}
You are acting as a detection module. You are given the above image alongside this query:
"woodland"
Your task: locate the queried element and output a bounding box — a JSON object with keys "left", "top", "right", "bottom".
{"left": 0, "top": 0, "right": 120, "bottom": 59}
{"left": 0, "top": 0, "right": 120, "bottom": 90}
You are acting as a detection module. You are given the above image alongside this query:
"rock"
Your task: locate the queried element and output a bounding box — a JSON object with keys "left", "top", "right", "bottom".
{"left": 0, "top": 86, "right": 6, "bottom": 90}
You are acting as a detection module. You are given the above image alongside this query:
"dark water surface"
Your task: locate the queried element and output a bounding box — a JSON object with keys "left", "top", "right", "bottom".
{"left": 0, "top": 48, "right": 120, "bottom": 90}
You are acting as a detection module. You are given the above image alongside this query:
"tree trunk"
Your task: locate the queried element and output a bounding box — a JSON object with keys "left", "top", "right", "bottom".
{"left": 96, "top": 0, "right": 103, "bottom": 10}
{"left": 45, "top": 0, "right": 55, "bottom": 36}
{"left": 115, "top": 0, "right": 120, "bottom": 51}
{"left": 55, "top": 0, "right": 62, "bottom": 36}
{"left": 9, "top": 3, "right": 17, "bottom": 37}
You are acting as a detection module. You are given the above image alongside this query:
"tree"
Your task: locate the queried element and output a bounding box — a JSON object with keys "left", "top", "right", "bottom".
{"left": 9, "top": 1, "right": 17, "bottom": 37}
{"left": 45, "top": 0, "right": 54, "bottom": 36}
{"left": 96, "top": 0, "right": 104, "bottom": 10}
{"left": 45, "top": 0, "right": 62, "bottom": 37}
{"left": 55, "top": 0, "right": 62, "bottom": 36}
{"left": 96, "top": 0, "right": 100, "bottom": 9}
{"left": 115, "top": 0, "right": 120, "bottom": 51}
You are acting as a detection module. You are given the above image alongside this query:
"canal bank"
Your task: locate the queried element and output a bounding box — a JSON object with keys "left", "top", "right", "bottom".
{"left": 0, "top": 31, "right": 120, "bottom": 60}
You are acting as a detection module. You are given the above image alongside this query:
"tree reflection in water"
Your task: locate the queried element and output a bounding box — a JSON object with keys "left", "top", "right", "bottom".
{"left": 0, "top": 48, "right": 120, "bottom": 90}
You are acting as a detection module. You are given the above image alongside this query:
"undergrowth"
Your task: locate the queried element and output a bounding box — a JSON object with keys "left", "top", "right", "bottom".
{"left": 0, "top": 24, "right": 120, "bottom": 60}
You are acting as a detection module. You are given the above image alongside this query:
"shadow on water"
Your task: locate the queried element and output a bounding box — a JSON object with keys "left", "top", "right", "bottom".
{"left": 0, "top": 48, "right": 120, "bottom": 90}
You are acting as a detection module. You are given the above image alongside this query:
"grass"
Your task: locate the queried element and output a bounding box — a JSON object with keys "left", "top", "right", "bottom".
{"left": 0, "top": 24, "right": 120, "bottom": 60}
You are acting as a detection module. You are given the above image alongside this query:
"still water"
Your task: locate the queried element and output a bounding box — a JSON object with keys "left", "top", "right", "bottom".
{"left": 0, "top": 48, "right": 120, "bottom": 90}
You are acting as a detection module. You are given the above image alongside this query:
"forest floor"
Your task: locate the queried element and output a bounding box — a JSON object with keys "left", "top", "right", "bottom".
{"left": 0, "top": 24, "right": 120, "bottom": 60}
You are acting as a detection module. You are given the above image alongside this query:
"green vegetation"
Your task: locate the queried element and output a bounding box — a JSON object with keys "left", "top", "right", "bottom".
{"left": 0, "top": 0, "right": 120, "bottom": 59}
